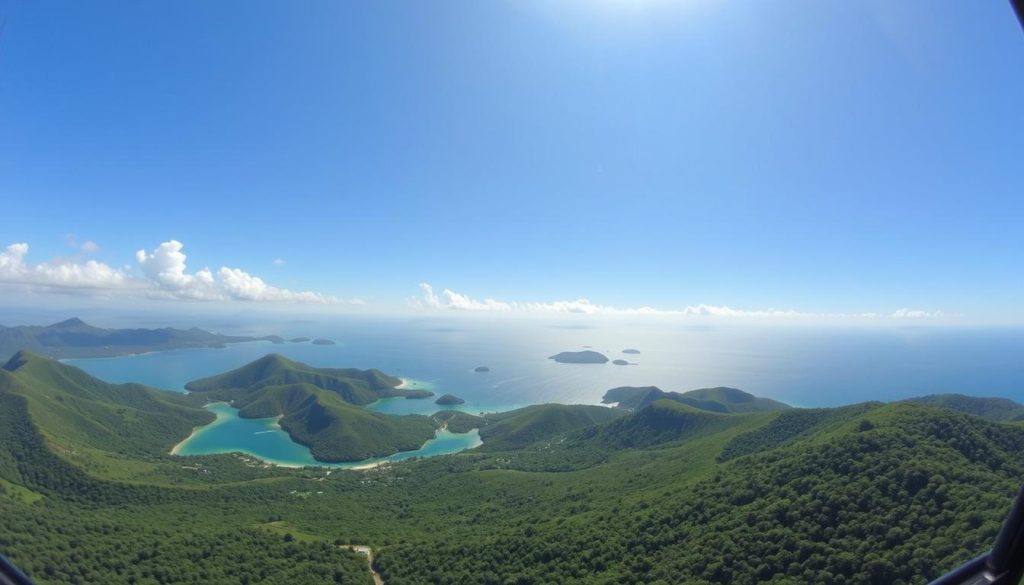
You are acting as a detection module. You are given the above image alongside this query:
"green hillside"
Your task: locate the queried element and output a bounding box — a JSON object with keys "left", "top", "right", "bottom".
{"left": 0, "top": 318, "right": 283, "bottom": 360}
{"left": 603, "top": 385, "right": 790, "bottom": 413}
{"left": 377, "top": 401, "right": 1024, "bottom": 584}
{"left": 229, "top": 382, "right": 438, "bottom": 462}
{"left": 185, "top": 353, "right": 424, "bottom": 405}
{"left": 0, "top": 351, "right": 213, "bottom": 457}
{"left": 717, "top": 402, "right": 882, "bottom": 461}
{"left": 478, "top": 404, "right": 626, "bottom": 451}
{"left": 580, "top": 399, "right": 757, "bottom": 450}
{"left": 681, "top": 386, "right": 791, "bottom": 412}
{"left": 904, "top": 393, "right": 1024, "bottom": 422}
{"left": 3, "top": 353, "right": 1024, "bottom": 584}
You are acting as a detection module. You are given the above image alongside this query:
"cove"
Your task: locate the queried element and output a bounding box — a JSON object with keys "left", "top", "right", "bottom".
{"left": 172, "top": 402, "right": 482, "bottom": 469}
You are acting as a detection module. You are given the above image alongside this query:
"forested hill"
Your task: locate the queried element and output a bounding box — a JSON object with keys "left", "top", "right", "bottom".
{"left": 377, "top": 401, "right": 1024, "bottom": 584}
{"left": 0, "top": 318, "right": 284, "bottom": 360}
{"left": 4, "top": 351, "right": 1024, "bottom": 584}
{"left": 184, "top": 353, "right": 427, "bottom": 404}
{"left": 904, "top": 393, "right": 1024, "bottom": 422}
{"left": 603, "top": 385, "right": 791, "bottom": 413}
{"left": 1, "top": 350, "right": 213, "bottom": 457}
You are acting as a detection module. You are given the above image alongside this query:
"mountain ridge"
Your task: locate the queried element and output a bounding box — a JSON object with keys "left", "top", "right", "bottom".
{"left": 0, "top": 318, "right": 284, "bottom": 360}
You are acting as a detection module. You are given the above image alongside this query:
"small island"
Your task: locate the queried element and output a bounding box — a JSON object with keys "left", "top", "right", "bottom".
{"left": 311, "top": 338, "right": 336, "bottom": 346}
{"left": 549, "top": 350, "right": 609, "bottom": 364}
{"left": 435, "top": 393, "right": 466, "bottom": 406}
{"left": 289, "top": 337, "right": 311, "bottom": 343}
{"left": 622, "top": 349, "right": 641, "bottom": 355}
{"left": 612, "top": 359, "right": 631, "bottom": 366}
{"left": 474, "top": 366, "right": 490, "bottom": 373}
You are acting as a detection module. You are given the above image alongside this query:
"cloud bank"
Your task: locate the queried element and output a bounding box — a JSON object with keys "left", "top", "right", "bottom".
{"left": 0, "top": 240, "right": 344, "bottom": 304}
{"left": 412, "top": 283, "right": 941, "bottom": 320}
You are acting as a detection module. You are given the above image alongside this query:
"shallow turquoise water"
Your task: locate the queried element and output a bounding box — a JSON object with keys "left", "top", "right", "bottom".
{"left": 173, "top": 402, "right": 482, "bottom": 468}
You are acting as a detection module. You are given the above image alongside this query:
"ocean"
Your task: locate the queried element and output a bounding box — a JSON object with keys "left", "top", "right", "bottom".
{"left": 65, "top": 316, "right": 1024, "bottom": 413}
{"left": 60, "top": 316, "right": 1024, "bottom": 466}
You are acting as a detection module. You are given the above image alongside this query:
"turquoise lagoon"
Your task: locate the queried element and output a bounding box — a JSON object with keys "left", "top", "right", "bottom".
{"left": 172, "top": 402, "right": 482, "bottom": 469}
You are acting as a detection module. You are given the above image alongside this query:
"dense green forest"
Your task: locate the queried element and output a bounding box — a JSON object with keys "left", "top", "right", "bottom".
{"left": 2, "top": 353, "right": 1023, "bottom": 584}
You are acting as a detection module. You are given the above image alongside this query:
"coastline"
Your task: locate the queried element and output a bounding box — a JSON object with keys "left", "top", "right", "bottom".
{"left": 57, "top": 338, "right": 281, "bottom": 362}
{"left": 169, "top": 401, "right": 233, "bottom": 455}
{"left": 171, "top": 427, "right": 483, "bottom": 471}
{"left": 170, "top": 400, "right": 484, "bottom": 470}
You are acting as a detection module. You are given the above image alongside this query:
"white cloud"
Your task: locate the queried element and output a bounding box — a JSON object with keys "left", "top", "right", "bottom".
{"left": 136, "top": 240, "right": 219, "bottom": 299}
{"left": 272, "top": 258, "right": 286, "bottom": 266}
{"left": 413, "top": 283, "right": 938, "bottom": 320}
{"left": 416, "top": 283, "right": 512, "bottom": 311}
{"left": 0, "top": 240, "right": 346, "bottom": 305}
{"left": 0, "top": 242, "right": 128, "bottom": 289}
{"left": 219, "top": 266, "right": 334, "bottom": 303}
{"left": 892, "top": 308, "right": 943, "bottom": 319}
{"left": 0, "top": 243, "right": 29, "bottom": 276}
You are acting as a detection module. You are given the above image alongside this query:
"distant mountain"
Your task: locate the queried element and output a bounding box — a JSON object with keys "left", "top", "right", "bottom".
{"left": 0, "top": 318, "right": 284, "bottom": 360}
{"left": 548, "top": 350, "right": 609, "bottom": 364}
{"left": 903, "top": 393, "right": 1024, "bottom": 422}
{"left": 0, "top": 351, "right": 213, "bottom": 457}
{"left": 184, "top": 354, "right": 438, "bottom": 461}
{"left": 478, "top": 404, "right": 626, "bottom": 450}
{"left": 603, "top": 385, "right": 789, "bottom": 413}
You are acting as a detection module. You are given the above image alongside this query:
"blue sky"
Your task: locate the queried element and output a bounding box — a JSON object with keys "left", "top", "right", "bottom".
{"left": 0, "top": 1, "right": 1022, "bottom": 321}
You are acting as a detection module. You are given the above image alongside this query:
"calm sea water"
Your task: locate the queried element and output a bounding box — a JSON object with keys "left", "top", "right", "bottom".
{"left": 62, "top": 317, "right": 1024, "bottom": 466}
{"left": 66, "top": 317, "right": 1024, "bottom": 410}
